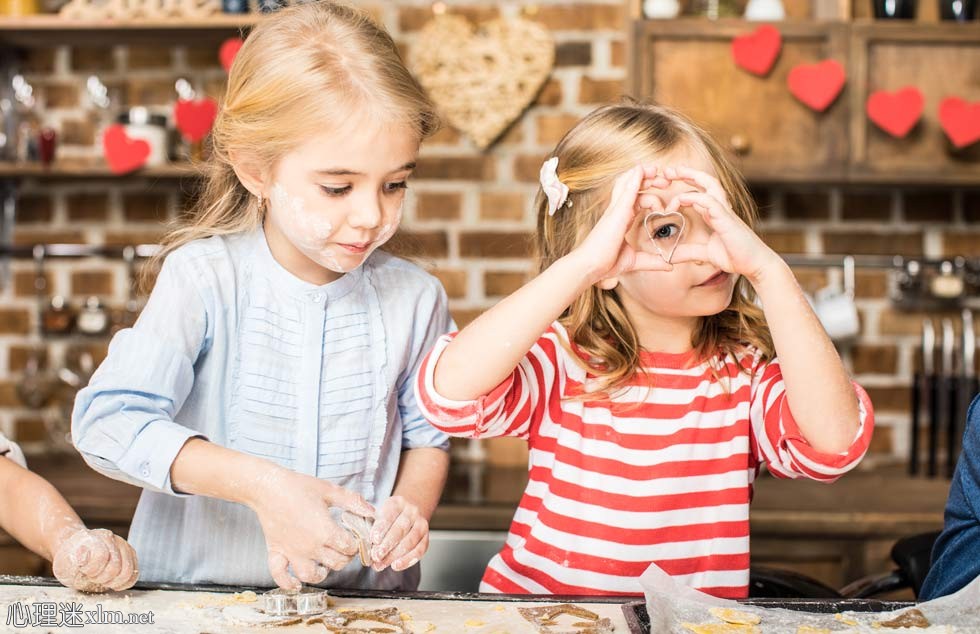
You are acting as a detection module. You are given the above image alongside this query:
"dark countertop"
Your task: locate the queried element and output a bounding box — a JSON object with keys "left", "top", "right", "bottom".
{"left": 5, "top": 453, "right": 952, "bottom": 540}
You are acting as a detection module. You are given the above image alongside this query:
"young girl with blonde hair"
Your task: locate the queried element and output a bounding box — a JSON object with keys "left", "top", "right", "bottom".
{"left": 416, "top": 101, "right": 874, "bottom": 598}
{"left": 72, "top": 1, "right": 452, "bottom": 591}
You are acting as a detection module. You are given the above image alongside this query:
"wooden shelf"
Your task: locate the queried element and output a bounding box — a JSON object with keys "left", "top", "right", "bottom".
{"left": 0, "top": 160, "right": 201, "bottom": 179}
{"left": 0, "top": 14, "right": 265, "bottom": 45}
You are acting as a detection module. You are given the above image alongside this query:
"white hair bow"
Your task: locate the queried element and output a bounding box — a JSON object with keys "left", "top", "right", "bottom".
{"left": 539, "top": 157, "right": 571, "bottom": 216}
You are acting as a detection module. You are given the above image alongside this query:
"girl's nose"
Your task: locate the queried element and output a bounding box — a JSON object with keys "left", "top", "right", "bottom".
{"left": 348, "top": 195, "right": 383, "bottom": 230}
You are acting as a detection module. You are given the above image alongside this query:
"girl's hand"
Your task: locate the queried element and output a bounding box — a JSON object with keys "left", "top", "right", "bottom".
{"left": 52, "top": 527, "right": 139, "bottom": 593}
{"left": 369, "top": 496, "right": 428, "bottom": 572}
{"left": 664, "top": 166, "right": 778, "bottom": 282}
{"left": 249, "top": 467, "right": 375, "bottom": 590}
{"left": 570, "top": 165, "right": 675, "bottom": 287}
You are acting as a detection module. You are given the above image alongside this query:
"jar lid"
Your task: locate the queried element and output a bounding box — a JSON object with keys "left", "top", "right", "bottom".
{"left": 116, "top": 107, "right": 168, "bottom": 127}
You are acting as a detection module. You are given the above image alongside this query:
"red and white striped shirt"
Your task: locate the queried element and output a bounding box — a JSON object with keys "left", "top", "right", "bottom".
{"left": 415, "top": 322, "right": 873, "bottom": 598}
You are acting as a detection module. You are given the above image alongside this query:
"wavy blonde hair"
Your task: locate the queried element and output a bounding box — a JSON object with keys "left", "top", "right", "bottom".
{"left": 146, "top": 0, "right": 438, "bottom": 284}
{"left": 535, "top": 100, "right": 774, "bottom": 398}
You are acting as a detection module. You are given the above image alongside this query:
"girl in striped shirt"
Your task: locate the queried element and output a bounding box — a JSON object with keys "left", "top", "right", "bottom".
{"left": 415, "top": 101, "right": 874, "bottom": 598}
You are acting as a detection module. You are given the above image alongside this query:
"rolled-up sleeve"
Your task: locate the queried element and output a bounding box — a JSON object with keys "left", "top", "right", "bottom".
{"left": 398, "top": 281, "right": 454, "bottom": 451}
{"left": 749, "top": 354, "right": 874, "bottom": 482}
{"left": 71, "top": 252, "right": 211, "bottom": 496}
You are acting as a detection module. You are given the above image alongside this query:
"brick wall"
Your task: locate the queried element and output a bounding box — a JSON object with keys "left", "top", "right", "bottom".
{"left": 2, "top": 0, "right": 976, "bottom": 469}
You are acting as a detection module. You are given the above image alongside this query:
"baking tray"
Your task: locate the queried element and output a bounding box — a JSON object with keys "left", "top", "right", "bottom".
{"left": 621, "top": 598, "right": 914, "bottom": 634}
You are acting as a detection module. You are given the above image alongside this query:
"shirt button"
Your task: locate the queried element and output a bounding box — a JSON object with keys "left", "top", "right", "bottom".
{"left": 311, "top": 293, "right": 324, "bottom": 303}
{"left": 139, "top": 461, "right": 151, "bottom": 478}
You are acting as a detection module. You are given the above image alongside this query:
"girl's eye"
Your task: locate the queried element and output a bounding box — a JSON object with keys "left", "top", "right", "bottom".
{"left": 384, "top": 181, "right": 408, "bottom": 194}
{"left": 319, "top": 185, "right": 351, "bottom": 197}
{"left": 652, "top": 224, "right": 679, "bottom": 240}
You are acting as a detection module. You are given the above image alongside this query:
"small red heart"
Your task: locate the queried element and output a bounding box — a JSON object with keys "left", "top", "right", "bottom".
{"left": 787, "top": 60, "right": 846, "bottom": 112}
{"left": 174, "top": 97, "right": 219, "bottom": 143}
{"left": 866, "top": 87, "right": 924, "bottom": 138}
{"left": 731, "top": 25, "right": 782, "bottom": 77}
{"left": 938, "top": 96, "right": 980, "bottom": 149}
{"left": 102, "top": 124, "right": 150, "bottom": 174}
{"left": 219, "top": 37, "right": 244, "bottom": 73}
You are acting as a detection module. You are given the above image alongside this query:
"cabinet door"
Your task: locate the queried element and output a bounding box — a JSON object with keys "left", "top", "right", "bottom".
{"left": 850, "top": 23, "right": 980, "bottom": 185}
{"left": 631, "top": 20, "right": 850, "bottom": 182}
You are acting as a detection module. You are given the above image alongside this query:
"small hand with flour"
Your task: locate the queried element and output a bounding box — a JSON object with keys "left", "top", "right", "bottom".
{"left": 368, "top": 496, "right": 429, "bottom": 572}
{"left": 52, "top": 527, "right": 139, "bottom": 593}
{"left": 249, "top": 467, "right": 375, "bottom": 590}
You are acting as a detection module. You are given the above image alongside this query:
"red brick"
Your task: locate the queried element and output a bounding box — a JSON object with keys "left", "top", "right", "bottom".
{"left": 398, "top": 6, "right": 499, "bottom": 32}
{"left": 760, "top": 229, "right": 806, "bottom": 254}
{"left": 104, "top": 230, "right": 165, "bottom": 246}
{"left": 535, "top": 79, "right": 563, "bottom": 107}
{"left": 17, "top": 195, "right": 53, "bottom": 223}
{"left": 480, "top": 192, "right": 526, "bottom": 221}
{"left": 450, "top": 308, "right": 485, "bottom": 328}
{"left": 416, "top": 192, "right": 462, "bottom": 221}
{"left": 485, "top": 271, "right": 529, "bottom": 296}
{"left": 460, "top": 232, "right": 534, "bottom": 258}
{"left": 122, "top": 192, "right": 171, "bottom": 222}
{"left": 14, "top": 418, "right": 48, "bottom": 443}
{"left": 555, "top": 41, "right": 592, "bottom": 67}
{"left": 127, "top": 46, "right": 173, "bottom": 70}
{"left": 9, "top": 346, "right": 48, "bottom": 373}
{"left": 431, "top": 269, "right": 467, "bottom": 299}
{"left": 578, "top": 76, "right": 624, "bottom": 104}
{"left": 41, "top": 83, "right": 79, "bottom": 109}
{"left": 536, "top": 114, "right": 580, "bottom": 145}
{"left": 943, "top": 232, "right": 980, "bottom": 257}
{"left": 863, "top": 386, "right": 909, "bottom": 414}
{"left": 71, "top": 270, "right": 115, "bottom": 296}
{"left": 0, "top": 309, "right": 31, "bottom": 335}
{"left": 13, "top": 230, "right": 85, "bottom": 246}
{"left": 71, "top": 46, "right": 116, "bottom": 72}
{"left": 783, "top": 190, "right": 831, "bottom": 221}
{"left": 513, "top": 154, "right": 549, "bottom": 183}
{"left": 13, "top": 271, "right": 53, "bottom": 298}
{"left": 415, "top": 157, "right": 494, "bottom": 181}
{"left": 850, "top": 344, "right": 899, "bottom": 375}
{"left": 61, "top": 118, "right": 97, "bottom": 146}
{"left": 66, "top": 192, "right": 109, "bottom": 222}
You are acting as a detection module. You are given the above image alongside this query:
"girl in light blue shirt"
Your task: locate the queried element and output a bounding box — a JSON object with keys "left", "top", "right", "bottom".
{"left": 71, "top": 1, "right": 452, "bottom": 592}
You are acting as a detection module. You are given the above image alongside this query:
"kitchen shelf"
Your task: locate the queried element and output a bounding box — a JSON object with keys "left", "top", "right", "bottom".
{"left": 0, "top": 14, "right": 264, "bottom": 46}
{"left": 0, "top": 160, "right": 201, "bottom": 179}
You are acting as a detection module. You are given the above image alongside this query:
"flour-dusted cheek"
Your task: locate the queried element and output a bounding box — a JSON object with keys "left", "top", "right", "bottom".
{"left": 373, "top": 202, "right": 403, "bottom": 247}
{"left": 270, "top": 182, "right": 348, "bottom": 273}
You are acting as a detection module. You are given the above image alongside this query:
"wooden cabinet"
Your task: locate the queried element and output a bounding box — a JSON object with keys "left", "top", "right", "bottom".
{"left": 630, "top": 19, "right": 980, "bottom": 185}
{"left": 631, "top": 20, "right": 850, "bottom": 182}
{"left": 849, "top": 23, "right": 980, "bottom": 184}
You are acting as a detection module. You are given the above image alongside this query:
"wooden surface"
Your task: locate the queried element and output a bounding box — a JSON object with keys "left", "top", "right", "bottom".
{"left": 630, "top": 19, "right": 980, "bottom": 186}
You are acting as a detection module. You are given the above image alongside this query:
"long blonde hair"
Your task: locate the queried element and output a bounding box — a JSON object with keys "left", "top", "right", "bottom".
{"left": 535, "top": 100, "right": 774, "bottom": 397}
{"left": 148, "top": 1, "right": 439, "bottom": 283}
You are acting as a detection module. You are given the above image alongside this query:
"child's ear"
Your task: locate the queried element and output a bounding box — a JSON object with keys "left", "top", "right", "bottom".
{"left": 595, "top": 277, "right": 619, "bottom": 291}
{"left": 228, "top": 151, "right": 268, "bottom": 199}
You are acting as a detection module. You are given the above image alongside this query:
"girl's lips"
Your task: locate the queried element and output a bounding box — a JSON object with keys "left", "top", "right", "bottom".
{"left": 697, "top": 271, "right": 730, "bottom": 287}
{"left": 337, "top": 242, "right": 370, "bottom": 254}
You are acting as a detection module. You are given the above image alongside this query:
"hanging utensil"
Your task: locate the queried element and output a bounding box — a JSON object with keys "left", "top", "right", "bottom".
{"left": 911, "top": 319, "right": 933, "bottom": 476}
{"left": 111, "top": 245, "right": 141, "bottom": 334}
{"left": 925, "top": 319, "right": 940, "bottom": 477}
{"left": 954, "top": 309, "right": 977, "bottom": 474}
{"left": 940, "top": 318, "right": 957, "bottom": 478}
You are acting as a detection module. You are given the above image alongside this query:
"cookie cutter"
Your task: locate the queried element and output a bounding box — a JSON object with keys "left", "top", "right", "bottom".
{"left": 261, "top": 586, "right": 329, "bottom": 617}
{"left": 341, "top": 511, "right": 375, "bottom": 566}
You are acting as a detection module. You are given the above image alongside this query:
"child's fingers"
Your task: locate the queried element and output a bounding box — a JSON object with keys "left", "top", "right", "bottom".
{"left": 370, "top": 497, "right": 404, "bottom": 545}
{"left": 76, "top": 535, "right": 110, "bottom": 578}
{"left": 630, "top": 250, "right": 674, "bottom": 272}
{"left": 325, "top": 482, "right": 375, "bottom": 519}
{"left": 675, "top": 192, "right": 734, "bottom": 227}
{"left": 666, "top": 166, "right": 729, "bottom": 204}
{"left": 605, "top": 165, "right": 644, "bottom": 223}
{"left": 267, "top": 550, "right": 301, "bottom": 591}
{"left": 89, "top": 535, "right": 123, "bottom": 587}
{"left": 292, "top": 558, "right": 328, "bottom": 585}
{"left": 670, "top": 243, "right": 711, "bottom": 264}
{"left": 371, "top": 510, "right": 413, "bottom": 563}
{"left": 106, "top": 536, "right": 139, "bottom": 591}
{"left": 391, "top": 529, "right": 429, "bottom": 572}
{"left": 315, "top": 546, "right": 351, "bottom": 571}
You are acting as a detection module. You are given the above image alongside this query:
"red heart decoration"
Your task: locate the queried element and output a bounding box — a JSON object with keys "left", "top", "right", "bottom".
{"left": 866, "top": 86, "right": 924, "bottom": 138}
{"left": 174, "top": 97, "right": 219, "bottom": 143}
{"left": 102, "top": 124, "right": 150, "bottom": 174}
{"left": 938, "top": 96, "right": 980, "bottom": 149}
{"left": 731, "top": 25, "right": 782, "bottom": 77}
{"left": 219, "top": 37, "right": 244, "bottom": 73}
{"left": 787, "top": 60, "right": 846, "bottom": 112}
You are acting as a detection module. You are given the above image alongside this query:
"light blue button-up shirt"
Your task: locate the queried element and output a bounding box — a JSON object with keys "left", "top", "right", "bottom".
{"left": 71, "top": 228, "right": 452, "bottom": 590}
